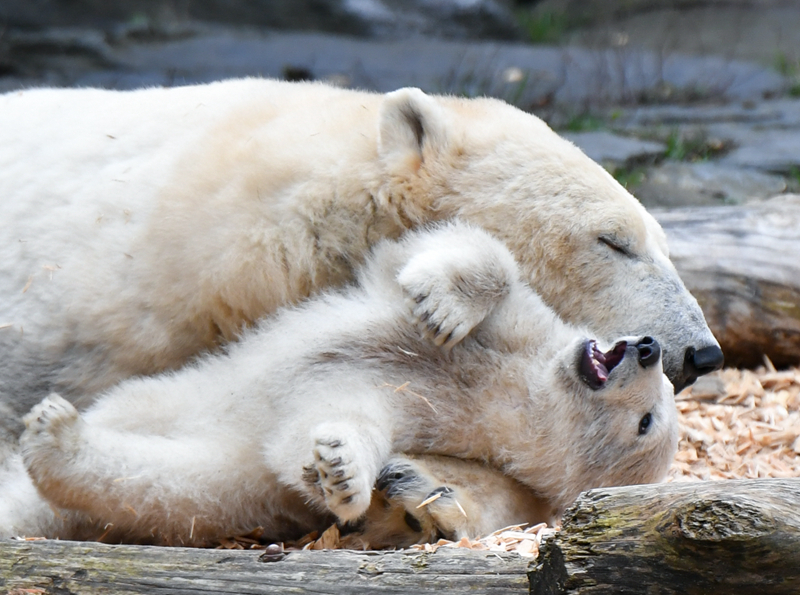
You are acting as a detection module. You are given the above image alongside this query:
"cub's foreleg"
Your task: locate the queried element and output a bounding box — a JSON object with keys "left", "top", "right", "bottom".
{"left": 21, "top": 394, "right": 259, "bottom": 545}
{"left": 301, "top": 420, "right": 392, "bottom": 523}
{"left": 396, "top": 223, "right": 521, "bottom": 349}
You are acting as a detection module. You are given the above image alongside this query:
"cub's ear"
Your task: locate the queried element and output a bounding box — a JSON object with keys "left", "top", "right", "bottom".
{"left": 378, "top": 88, "right": 448, "bottom": 175}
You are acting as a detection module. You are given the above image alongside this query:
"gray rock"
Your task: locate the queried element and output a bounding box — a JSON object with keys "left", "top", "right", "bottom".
{"left": 562, "top": 131, "right": 665, "bottom": 165}
{"left": 707, "top": 124, "right": 800, "bottom": 174}
{"left": 615, "top": 99, "right": 800, "bottom": 129}
{"left": 612, "top": 103, "right": 783, "bottom": 128}
{"left": 2, "top": 26, "right": 785, "bottom": 112}
{"left": 634, "top": 161, "right": 787, "bottom": 208}
{"left": 0, "top": 0, "right": 521, "bottom": 41}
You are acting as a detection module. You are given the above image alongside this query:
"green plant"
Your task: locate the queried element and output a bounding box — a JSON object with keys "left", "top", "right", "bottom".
{"left": 516, "top": 10, "right": 568, "bottom": 44}
{"left": 663, "top": 129, "right": 727, "bottom": 162}
{"left": 775, "top": 52, "right": 799, "bottom": 76}
{"left": 788, "top": 166, "right": 800, "bottom": 190}
{"left": 563, "top": 113, "right": 604, "bottom": 132}
{"left": 774, "top": 52, "right": 800, "bottom": 97}
{"left": 612, "top": 165, "right": 647, "bottom": 190}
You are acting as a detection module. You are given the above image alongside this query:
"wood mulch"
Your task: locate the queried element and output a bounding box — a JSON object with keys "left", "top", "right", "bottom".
{"left": 669, "top": 363, "right": 800, "bottom": 482}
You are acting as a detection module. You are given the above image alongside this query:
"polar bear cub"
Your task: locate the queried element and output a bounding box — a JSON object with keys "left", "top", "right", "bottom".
{"left": 18, "top": 222, "right": 678, "bottom": 545}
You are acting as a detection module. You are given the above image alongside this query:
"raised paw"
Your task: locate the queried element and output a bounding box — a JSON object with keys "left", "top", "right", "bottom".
{"left": 312, "top": 437, "right": 373, "bottom": 522}
{"left": 396, "top": 243, "right": 517, "bottom": 350}
{"left": 403, "top": 289, "right": 484, "bottom": 349}
{"left": 22, "top": 393, "right": 80, "bottom": 444}
{"left": 20, "top": 393, "right": 84, "bottom": 487}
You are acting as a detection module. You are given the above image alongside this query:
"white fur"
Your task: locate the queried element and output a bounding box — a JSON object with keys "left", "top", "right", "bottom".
{"left": 8, "top": 223, "right": 678, "bottom": 545}
{"left": 0, "top": 79, "right": 716, "bottom": 448}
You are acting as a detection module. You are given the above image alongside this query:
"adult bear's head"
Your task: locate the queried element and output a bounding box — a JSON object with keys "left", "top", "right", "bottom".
{"left": 377, "top": 88, "right": 722, "bottom": 393}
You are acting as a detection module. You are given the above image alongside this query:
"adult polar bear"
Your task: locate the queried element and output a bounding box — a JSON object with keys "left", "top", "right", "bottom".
{"left": 0, "top": 79, "right": 721, "bottom": 441}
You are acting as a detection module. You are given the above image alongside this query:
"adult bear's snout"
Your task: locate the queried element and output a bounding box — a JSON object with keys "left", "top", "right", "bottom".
{"left": 636, "top": 336, "right": 661, "bottom": 368}
{"left": 684, "top": 345, "right": 725, "bottom": 377}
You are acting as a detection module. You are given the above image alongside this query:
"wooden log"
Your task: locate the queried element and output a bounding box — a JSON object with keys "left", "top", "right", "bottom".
{"left": 3, "top": 480, "right": 799, "bottom": 593}
{"left": 0, "top": 540, "right": 530, "bottom": 595}
{"left": 654, "top": 195, "right": 800, "bottom": 369}
{"left": 530, "top": 478, "right": 800, "bottom": 595}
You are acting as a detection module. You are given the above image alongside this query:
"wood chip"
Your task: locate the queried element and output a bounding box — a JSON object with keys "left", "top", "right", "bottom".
{"left": 670, "top": 366, "right": 800, "bottom": 483}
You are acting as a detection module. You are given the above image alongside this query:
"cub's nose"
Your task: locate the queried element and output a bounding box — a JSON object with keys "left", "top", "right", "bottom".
{"left": 685, "top": 345, "right": 725, "bottom": 378}
{"left": 636, "top": 336, "right": 661, "bottom": 368}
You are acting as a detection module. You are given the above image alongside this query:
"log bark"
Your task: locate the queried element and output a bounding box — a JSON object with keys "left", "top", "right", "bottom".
{"left": 530, "top": 478, "right": 800, "bottom": 595}
{"left": 2, "top": 480, "right": 799, "bottom": 593}
{"left": 0, "top": 540, "right": 529, "bottom": 595}
{"left": 654, "top": 195, "right": 800, "bottom": 369}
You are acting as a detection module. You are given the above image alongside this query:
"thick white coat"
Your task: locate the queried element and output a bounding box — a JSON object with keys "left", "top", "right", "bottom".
{"left": 8, "top": 224, "right": 678, "bottom": 545}
{"left": 0, "top": 79, "right": 717, "bottom": 443}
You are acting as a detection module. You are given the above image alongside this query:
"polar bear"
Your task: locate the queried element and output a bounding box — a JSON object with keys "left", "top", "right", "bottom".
{"left": 10, "top": 223, "right": 678, "bottom": 546}
{"left": 0, "top": 79, "right": 720, "bottom": 451}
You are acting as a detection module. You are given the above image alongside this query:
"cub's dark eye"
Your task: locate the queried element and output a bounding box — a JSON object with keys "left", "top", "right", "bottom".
{"left": 638, "top": 412, "right": 652, "bottom": 436}
{"left": 599, "top": 235, "right": 632, "bottom": 257}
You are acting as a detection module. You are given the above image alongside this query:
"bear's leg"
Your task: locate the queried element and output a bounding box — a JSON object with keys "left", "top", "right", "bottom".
{"left": 0, "top": 452, "right": 79, "bottom": 539}
{"left": 302, "top": 421, "right": 391, "bottom": 523}
{"left": 396, "top": 223, "right": 521, "bottom": 349}
{"left": 368, "top": 454, "right": 556, "bottom": 543}
{"left": 20, "top": 394, "right": 258, "bottom": 544}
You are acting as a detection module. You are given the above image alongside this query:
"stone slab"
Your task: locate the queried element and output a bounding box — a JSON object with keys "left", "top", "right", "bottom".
{"left": 562, "top": 130, "right": 665, "bottom": 164}
{"left": 634, "top": 161, "right": 787, "bottom": 208}
{"left": 0, "top": 26, "right": 786, "bottom": 110}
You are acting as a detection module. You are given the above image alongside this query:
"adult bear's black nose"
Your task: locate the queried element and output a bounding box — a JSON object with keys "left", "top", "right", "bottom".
{"left": 636, "top": 336, "right": 661, "bottom": 368}
{"left": 684, "top": 345, "right": 725, "bottom": 379}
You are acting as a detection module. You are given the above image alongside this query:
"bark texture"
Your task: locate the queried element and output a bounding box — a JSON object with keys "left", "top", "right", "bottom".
{"left": 530, "top": 478, "right": 800, "bottom": 595}
{"left": 655, "top": 195, "right": 800, "bottom": 369}
{"left": 0, "top": 541, "right": 529, "bottom": 594}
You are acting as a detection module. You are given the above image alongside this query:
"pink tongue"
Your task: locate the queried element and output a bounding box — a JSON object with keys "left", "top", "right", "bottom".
{"left": 597, "top": 341, "right": 627, "bottom": 372}
{"left": 581, "top": 340, "right": 628, "bottom": 389}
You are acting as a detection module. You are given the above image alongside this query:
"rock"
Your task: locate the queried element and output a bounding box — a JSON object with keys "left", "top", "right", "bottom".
{"left": 1, "top": 25, "right": 785, "bottom": 114}
{"left": 533, "top": 0, "right": 786, "bottom": 24}
{"left": 563, "top": 131, "right": 665, "bottom": 166}
{"left": 614, "top": 99, "right": 800, "bottom": 129}
{"left": 0, "top": 0, "right": 521, "bottom": 41}
{"left": 708, "top": 124, "right": 800, "bottom": 174}
{"left": 634, "top": 162, "right": 787, "bottom": 209}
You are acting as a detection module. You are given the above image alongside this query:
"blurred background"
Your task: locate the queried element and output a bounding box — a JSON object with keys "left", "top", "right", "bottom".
{"left": 2, "top": 0, "right": 800, "bottom": 208}
{"left": 2, "top": 0, "right": 800, "bottom": 209}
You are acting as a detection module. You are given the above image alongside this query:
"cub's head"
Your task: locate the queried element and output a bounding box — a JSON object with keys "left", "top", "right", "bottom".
{"left": 549, "top": 335, "right": 678, "bottom": 512}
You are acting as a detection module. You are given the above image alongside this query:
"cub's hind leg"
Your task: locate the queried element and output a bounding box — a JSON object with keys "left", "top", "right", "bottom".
{"left": 21, "top": 393, "right": 263, "bottom": 545}
{"left": 362, "top": 455, "right": 555, "bottom": 545}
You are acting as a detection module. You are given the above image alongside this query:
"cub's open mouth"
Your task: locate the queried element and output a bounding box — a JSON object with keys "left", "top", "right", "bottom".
{"left": 579, "top": 339, "right": 627, "bottom": 390}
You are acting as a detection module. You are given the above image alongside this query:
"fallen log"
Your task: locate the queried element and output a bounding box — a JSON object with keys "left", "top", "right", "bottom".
{"left": 531, "top": 478, "right": 800, "bottom": 595}
{"left": 0, "top": 540, "right": 530, "bottom": 595}
{"left": 3, "top": 479, "right": 798, "bottom": 594}
{"left": 654, "top": 195, "right": 800, "bottom": 369}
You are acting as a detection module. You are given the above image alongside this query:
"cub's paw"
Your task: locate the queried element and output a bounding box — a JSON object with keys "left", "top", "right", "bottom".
{"left": 376, "top": 458, "right": 469, "bottom": 541}
{"left": 22, "top": 393, "right": 80, "bottom": 447}
{"left": 312, "top": 437, "right": 373, "bottom": 522}
{"left": 397, "top": 252, "right": 514, "bottom": 350}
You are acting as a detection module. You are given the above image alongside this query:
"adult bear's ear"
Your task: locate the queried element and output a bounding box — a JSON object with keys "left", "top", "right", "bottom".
{"left": 378, "top": 88, "right": 448, "bottom": 175}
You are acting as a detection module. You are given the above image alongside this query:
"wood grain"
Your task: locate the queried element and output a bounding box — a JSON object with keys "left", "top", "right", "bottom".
{"left": 530, "top": 478, "right": 800, "bottom": 595}
{"left": 0, "top": 540, "right": 530, "bottom": 595}
{"left": 655, "top": 195, "right": 800, "bottom": 369}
